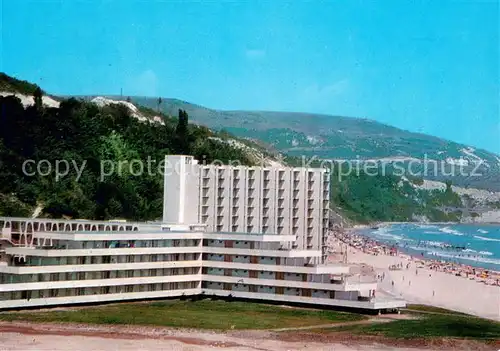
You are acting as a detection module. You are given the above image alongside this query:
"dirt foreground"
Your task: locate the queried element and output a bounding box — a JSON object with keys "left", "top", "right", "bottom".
{"left": 0, "top": 321, "right": 496, "bottom": 351}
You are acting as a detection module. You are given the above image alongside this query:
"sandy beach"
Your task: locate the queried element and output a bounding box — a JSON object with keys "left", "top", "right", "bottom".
{"left": 328, "top": 229, "right": 500, "bottom": 321}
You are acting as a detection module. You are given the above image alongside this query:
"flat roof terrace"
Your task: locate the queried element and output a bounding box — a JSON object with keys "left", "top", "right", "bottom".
{"left": 30, "top": 230, "right": 297, "bottom": 242}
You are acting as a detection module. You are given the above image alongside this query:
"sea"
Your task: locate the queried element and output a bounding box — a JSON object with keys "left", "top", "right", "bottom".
{"left": 357, "top": 223, "right": 500, "bottom": 272}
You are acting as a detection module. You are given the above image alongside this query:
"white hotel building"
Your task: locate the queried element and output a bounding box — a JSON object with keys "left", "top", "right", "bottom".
{"left": 0, "top": 155, "right": 405, "bottom": 312}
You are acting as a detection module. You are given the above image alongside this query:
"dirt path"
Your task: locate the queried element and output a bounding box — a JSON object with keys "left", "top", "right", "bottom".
{"left": 269, "top": 317, "right": 388, "bottom": 332}
{"left": 400, "top": 308, "right": 468, "bottom": 317}
{"left": 0, "top": 319, "right": 494, "bottom": 351}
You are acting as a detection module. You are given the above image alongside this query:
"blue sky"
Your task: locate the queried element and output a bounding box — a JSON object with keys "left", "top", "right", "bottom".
{"left": 1, "top": 0, "right": 499, "bottom": 154}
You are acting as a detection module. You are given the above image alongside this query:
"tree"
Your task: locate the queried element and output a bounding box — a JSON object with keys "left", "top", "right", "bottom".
{"left": 126, "top": 96, "right": 131, "bottom": 103}
{"left": 157, "top": 97, "right": 162, "bottom": 113}
{"left": 33, "top": 86, "right": 43, "bottom": 111}
{"left": 175, "top": 109, "right": 190, "bottom": 153}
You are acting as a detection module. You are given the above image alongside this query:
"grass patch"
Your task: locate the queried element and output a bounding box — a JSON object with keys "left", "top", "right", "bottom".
{"left": 317, "top": 314, "right": 500, "bottom": 340}
{"left": 0, "top": 299, "right": 365, "bottom": 330}
{"left": 405, "top": 304, "right": 471, "bottom": 316}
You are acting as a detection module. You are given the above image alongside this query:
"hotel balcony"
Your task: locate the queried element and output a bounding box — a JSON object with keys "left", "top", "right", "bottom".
{"left": 278, "top": 170, "right": 285, "bottom": 180}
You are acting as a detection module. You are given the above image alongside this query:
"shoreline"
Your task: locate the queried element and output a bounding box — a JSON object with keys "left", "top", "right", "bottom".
{"left": 341, "top": 226, "right": 500, "bottom": 282}
{"left": 367, "top": 221, "right": 500, "bottom": 227}
{"left": 327, "top": 226, "right": 500, "bottom": 321}
{"left": 352, "top": 222, "right": 500, "bottom": 272}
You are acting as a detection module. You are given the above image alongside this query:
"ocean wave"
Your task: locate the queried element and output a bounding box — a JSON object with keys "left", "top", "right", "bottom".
{"left": 407, "top": 243, "right": 448, "bottom": 251}
{"left": 373, "top": 227, "right": 391, "bottom": 234}
{"left": 479, "top": 251, "right": 493, "bottom": 256}
{"left": 423, "top": 231, "right": 444, "bottom": 235}
{"left": 438, "top": 226, "right": 464, "bottom": 236}
{"left": 426, "top": 251, "right": 500, "bottom": 266}
{"left": 477, "top": 229, "right": 489, "bottom": 234}
{"left": 423, "top": 241, "right": 447, "bottom": 247}
{"left": 462, "top": 248, "right": 477, "bottom": 253}
{"left": 376, "top": 233, "right": 404, "bottom": 240}
{"left": 372, "top": 227, "right": 403, "bottom": 240}
{"left": 474, "top": 235, "right": 500, "bottom": 242}
{"left": 417, "top": 224, "right": 439, "bottom": 229}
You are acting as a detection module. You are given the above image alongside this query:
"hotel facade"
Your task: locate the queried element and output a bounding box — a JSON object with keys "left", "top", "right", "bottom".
{"left": 0, "top": 155, "right": 405, "bottom": 311}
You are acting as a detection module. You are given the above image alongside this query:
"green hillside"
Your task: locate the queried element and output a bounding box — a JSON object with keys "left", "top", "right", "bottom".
{"left": 0, "top": 72, "right": 43, "bottom": 95}
{"left": 0, "top": 76, "right": 255, "bottom": 219}
{"left": 0, "top": 73, "right": 494, "bottom": 223}
{"left": 128, "top": 96, "right": 500, "bottom": 191}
